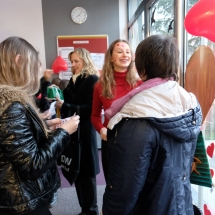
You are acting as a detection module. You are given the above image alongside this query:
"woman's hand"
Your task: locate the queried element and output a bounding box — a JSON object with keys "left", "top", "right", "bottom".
{"left": 43, "top": 69, "right": 54, "bottom": 81}
{"left": 46, "top": 118, "right": 62, "bottom": 130}
{"left": 39, "top": 110, "right": 52, "bottom": 120}
{"left": 45, "top": 97, "right": 53, "bottom": 103}
{"left": 100, "top": 127, "right": 107, "bottom": 141}
{"left": 55, "top": 96, "right": 64, "bottom": 109}
{"left": 61, "top": 115, "right": 80, "bottom": 135}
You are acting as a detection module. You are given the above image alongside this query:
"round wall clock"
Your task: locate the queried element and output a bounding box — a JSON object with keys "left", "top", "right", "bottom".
{"left": 71, "top": 7, "right": 87, "bottom": 24}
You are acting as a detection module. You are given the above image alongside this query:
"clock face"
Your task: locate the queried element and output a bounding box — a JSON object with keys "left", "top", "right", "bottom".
{"left": 71, "top": 7, "right": 87, "bottom": 24}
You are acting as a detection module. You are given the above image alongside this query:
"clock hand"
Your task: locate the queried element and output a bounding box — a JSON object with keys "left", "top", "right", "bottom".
{"left": 76, "top": 10, "right": 82, "bottom": 17}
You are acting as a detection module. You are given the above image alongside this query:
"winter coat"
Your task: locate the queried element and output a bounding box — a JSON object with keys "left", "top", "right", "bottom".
{"left": 0, "top": 88, "right": 70, "bottom": 215}
{"left": 103, "top": 80, "right": 202, "bottom": 215}
{"left": 61, "top": 73, "right": 100, "bottom": 176}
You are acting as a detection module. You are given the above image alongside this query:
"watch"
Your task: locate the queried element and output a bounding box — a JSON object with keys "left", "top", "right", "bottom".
{"left": 71, "top": 7, "right": 87, "bottom": 24}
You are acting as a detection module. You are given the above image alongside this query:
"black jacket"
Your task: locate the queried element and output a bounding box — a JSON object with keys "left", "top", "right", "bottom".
{"left": 61, "top": 74, "right": 100, "bottom": 176}
{"left": 0, "top": 93, "right": 70, "bottom": 214}
{"left": 35, "top": 77, "right": 51, "bottom": 112}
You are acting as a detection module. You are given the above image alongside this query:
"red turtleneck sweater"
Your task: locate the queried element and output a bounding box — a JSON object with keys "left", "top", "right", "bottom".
{"left": 91, "top": 71, "right": 142, "bottom": 133}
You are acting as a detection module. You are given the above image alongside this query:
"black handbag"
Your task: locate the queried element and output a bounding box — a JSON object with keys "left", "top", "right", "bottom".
{"left": 59, "top": 106, "right": 81, "bottom": 186}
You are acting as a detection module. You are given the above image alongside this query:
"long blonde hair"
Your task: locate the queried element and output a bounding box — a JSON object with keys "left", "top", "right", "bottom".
{"left": 100, "top": 39, "right": 138, "bottom": 99}
{"left": 0, "top": 37, "right": 47, "bottom": 134}
{"left": 68, "top": 48, "right": 98, "bottom": 77}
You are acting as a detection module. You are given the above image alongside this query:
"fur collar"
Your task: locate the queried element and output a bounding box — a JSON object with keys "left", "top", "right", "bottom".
{"left": 0, "top": 87, "right": 28, "bottom": 116}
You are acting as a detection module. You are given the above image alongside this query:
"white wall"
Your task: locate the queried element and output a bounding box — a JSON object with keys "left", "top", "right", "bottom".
{"left": 0, "top": 0, "right": 127, "bottom": 72}
{"left": 0, "top": 0, "right": 46, "bottom": 72}
{"left": 119, "top": 0, "right": 128, "bottom": 40}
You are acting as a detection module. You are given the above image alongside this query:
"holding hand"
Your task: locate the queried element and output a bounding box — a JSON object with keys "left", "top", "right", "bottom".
{"left": 39, "top": 110, "right": 52, "bottom": 120}
{"left": 100, "top": 127, "right": 107, "bottom": 141}
{"left": 61, "top": 115, "right": 80, "bottom": 135}
{"left": 43, "top": 69, "right": 54, "bottom": 81}
{"left": 46, "top": 118, "right": 62, "bottom": 130}
{"left": 55, "top": 96, "right": 64, "bottom": 109}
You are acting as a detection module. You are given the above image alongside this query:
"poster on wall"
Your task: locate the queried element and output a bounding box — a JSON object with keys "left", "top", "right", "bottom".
{"left": 57, "top": 35, "right": 108, "bottom": 80}
{"left": 90, "top": 53, "right": 105, "bottom": 71}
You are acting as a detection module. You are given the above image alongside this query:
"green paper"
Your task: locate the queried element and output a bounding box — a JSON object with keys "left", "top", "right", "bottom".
{"left": 190, "top": 131, "right": 213, "bottom": 188}
{"left": 47, "top": 87, "right": 64, "bottom": 100}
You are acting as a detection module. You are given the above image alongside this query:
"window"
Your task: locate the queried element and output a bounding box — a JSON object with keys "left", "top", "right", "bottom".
{"left": 185, "top": 0, "right": 200, "bottom": 63}
{"left": 185, "top": 0, "right": 215, "bottom": 213}
{"left": 128, "top": 0, "right": 143, "bottom": 20}
{"left": 149, "top": 0, "right": 174, "bottom": 36}
{"left": 128, "top": 11, "right": 145, "bottom": 52}
{"left": 193, "top": 99, "right": 215, "bottom": 213}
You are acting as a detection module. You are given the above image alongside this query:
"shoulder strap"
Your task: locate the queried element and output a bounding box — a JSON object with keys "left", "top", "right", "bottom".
{"left": 77, "top": 106, "right": 80, "bottom": 142}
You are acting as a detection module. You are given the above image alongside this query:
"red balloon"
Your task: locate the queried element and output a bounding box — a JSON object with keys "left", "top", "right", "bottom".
{"left": 52, "top": 56, "right": 68, "bottom": 74}
{"left": 36, "top": 93, "right": 42, "bottom": 99}
{"left": 184, "top": 0, "right": 215, "bottom": 42}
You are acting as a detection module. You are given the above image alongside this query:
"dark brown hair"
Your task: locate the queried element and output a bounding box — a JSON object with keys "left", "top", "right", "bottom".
{"left": 52, "top": 77, "right": 61, "bottom": 86}
{"left": 135, "top": 35, "right": 179, "bottom": 81}
{"left": 59, "top": 79, "right": 69, "bottom": 90}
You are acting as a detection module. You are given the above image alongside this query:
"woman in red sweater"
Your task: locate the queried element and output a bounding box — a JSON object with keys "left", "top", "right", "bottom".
{"left": 91, "top": 39, "right": 142, "bottom": 182}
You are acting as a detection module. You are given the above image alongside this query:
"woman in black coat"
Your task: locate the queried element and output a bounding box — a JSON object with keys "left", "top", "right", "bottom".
{"left": 55, "top": 48, "right": 100, "bottom": 215}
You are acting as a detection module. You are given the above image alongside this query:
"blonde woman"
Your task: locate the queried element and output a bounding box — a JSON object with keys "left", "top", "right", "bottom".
{"left": 55, "top": 48, "right": 100, "bottom": 215}
{"left": 0, "top": 37, "right": 79, "bottom": 215}
{"left": 91, "top": 39, "right": 142, "bottom": 182}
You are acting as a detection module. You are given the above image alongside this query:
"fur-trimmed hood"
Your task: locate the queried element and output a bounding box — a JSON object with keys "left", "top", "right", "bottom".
{"left": 0, "top": 87, "right": 28, "bottom": 116}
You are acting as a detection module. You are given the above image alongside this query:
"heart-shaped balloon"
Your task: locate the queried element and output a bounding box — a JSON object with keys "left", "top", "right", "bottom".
{"left": 210, "top": 168, "right": 214, "bottom": 178}
{"left": 185, "top": 46, "right": 215, "bottom": 123}
{"left": 184, "top": 0, "right": 215, "bottom": 42}
{"left": 207, "top": 143, "right": 214, "bottom": 158}
{"left": 204, "top": 204, "right": 212, "bottom": 215}
{"left": 52, "top": 56, "right": 68, "bottom": 74}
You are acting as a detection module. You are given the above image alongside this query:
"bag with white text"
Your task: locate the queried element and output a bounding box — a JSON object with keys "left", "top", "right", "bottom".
{"left": 58, "top": 106, "right": 81, "bottom": 185}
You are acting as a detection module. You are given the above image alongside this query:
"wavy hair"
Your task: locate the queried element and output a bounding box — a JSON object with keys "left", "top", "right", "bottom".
{"left": 68, "top": 48, "right": 98, "bottom": 77}
{"left": 0, "top": 36, "right": 40, "bottom": 95}
{"left": 0, "top": 37, "right": 48, "bottom": 134}
{"left": 99, "top": 39, "right": 138, "bottom": 99}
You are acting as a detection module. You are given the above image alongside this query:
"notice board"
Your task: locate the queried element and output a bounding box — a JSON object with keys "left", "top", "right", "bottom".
{"left": 57, "top": 35, "right": 108, "bottom": 80}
